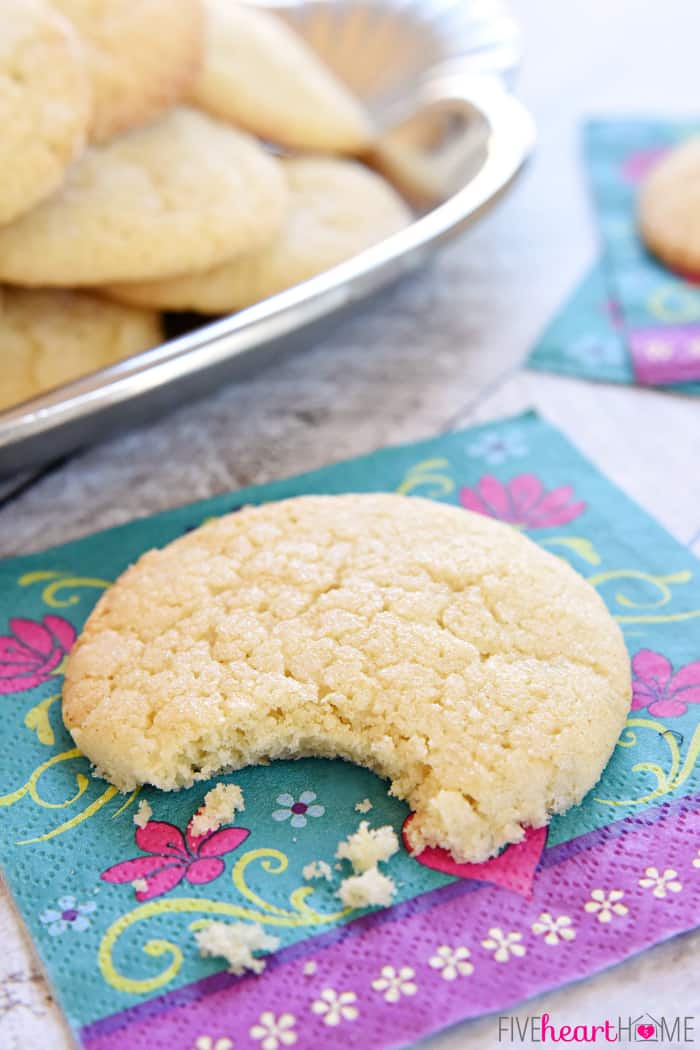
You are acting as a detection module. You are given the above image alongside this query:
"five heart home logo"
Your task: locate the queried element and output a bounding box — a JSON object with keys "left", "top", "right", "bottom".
{"left": 496, "top": 1010, "right": 696, "bottom": 1043}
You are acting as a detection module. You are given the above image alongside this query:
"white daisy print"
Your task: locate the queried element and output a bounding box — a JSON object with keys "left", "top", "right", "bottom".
{"left": 584, "top": 888, "right": 628, "bottom": 923}
{"left": 371, "top": 965, "right": 417, "bottom": 1003}
{"left": 39, "top": 895, "right": 96, "bottom": 937}
{"left": 250, "top": 1011, "right": 297, "bottom": 1050}
{"left": 192, "top": 1038, "right": 233, "bottom": 1050}
{"left": 466, "top": 430, "right": 528, "bottom": 465}
{"left": 566, "top": 334, "right": 625, "bottom": 369}
{"left": 272, "top": 791, "right": 324, "bottom": 828}
{"left": 531, "top": 912, "right": 576, "bottom": 946}
{"left": 638, "top": 867, "right": 682, "bottom": 899}
{"left": 481, "top": 928, "right": 526, "bottom": 962}
{"left": 428, "top": 945, "right": 474, "bottom": 980}
{"left": 311, "top": 988, "right": 358, "bottom": 1026}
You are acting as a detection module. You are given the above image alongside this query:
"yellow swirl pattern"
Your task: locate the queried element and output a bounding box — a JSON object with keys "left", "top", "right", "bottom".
{"left": 0, "top": 747, "right": 136, "bottom": 844}
{"left": 0, "top": 748, "right": 88, "bottom": 810}
{"left": 24, "top": 692, "right": 61, "bottom": 747}
{"left": 19, "top": 570, "right": 111, "bottom": 608}
{"left": 397, "top": 458, "right": 454, "bottom": 497}
{"left": 596, "top": 717, "right": 700, "bottom": 807}
{"left": 588, "top": 569, "right": 700, "bottom": 623}
{"left": 17, "top": 785, "right": 119, "bottom": 845}
{"left": 647, "top": 283, "right": 700, "bottom": 323}
{"left": 99, "top": 849, "right": 351, "bottom": 995}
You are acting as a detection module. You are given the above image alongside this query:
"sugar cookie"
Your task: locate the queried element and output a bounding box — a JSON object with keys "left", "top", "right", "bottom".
{"left": 190, "top": 0, "right": 372, "bottom": 152}
{"left": 51, "top": 0, "right": 204, "bottom": 143}
{"left": 0, "top": 287, "right": 161, "bottom": 412}
{"left": 0, "top": 0, "right": 89, "bottom": 225}
{"left": 0, "top": 108, "right": 287, "bottom": 287}
{"left": 638, "top": 136, "right": 700, "bottom": 276}
{"left": 104, "top": 157, "right": 410, "bottom": 312}
{"left": 63, "top": 494, "right": 631, "bottom": 863}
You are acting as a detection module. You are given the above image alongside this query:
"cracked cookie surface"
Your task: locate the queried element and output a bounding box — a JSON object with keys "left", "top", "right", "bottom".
{"left": 63, "top": 493, "right": 631, "bottom": 863}
{"left": 0, "top": 0, "right": 90, "bottom": 225}
{"left": 105, "top": 157, "right": 411, "bottom": 313}
{"left": 0, "top": 107, "right": 287, "bottom": 287}
{"left": 52, "top": 0, "right": 204, "bottom": 144}
{"left": 0, "top": 286, "right": 161, "bottom": 411}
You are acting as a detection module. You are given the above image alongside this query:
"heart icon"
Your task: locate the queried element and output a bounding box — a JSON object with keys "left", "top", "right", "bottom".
{"left": 402, "top": 816, "right": 547, "bottom": 899}
{"left": 637, "top": 1024, "right": 655, "bottom": 1040}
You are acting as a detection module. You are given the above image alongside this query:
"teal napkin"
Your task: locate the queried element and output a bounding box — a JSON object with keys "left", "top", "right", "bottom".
{"left": 1, "top": 411, "right": 699, "bottom": 1050}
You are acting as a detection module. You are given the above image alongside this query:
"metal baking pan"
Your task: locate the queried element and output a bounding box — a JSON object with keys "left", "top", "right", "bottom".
{"left": 0, "top": 0, "right": 534, "bottom": 476}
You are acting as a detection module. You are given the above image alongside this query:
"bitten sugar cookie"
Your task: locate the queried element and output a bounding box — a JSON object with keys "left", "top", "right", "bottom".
{"left": 638, "top": 136, "right": 700, "bottom": 276}
{"left": 105, "top": 158, "right": 411, "bottom": 312}
{"left": 190, "top": 0, "right": 372, "bottom": 153}
{"left": 0, "top": 0, "right": 89, "bottom": 225}
{"left": 51, "top": 0, "right": 204, "bottom": 143}
{"left": 0, "top": 287, "right": 161, "bottom": 412}
{"left": 63, "top": 495, "right": 631, "bottom": 864}
{"left": 0, "top": 108, "right": 287, "bottom": 287}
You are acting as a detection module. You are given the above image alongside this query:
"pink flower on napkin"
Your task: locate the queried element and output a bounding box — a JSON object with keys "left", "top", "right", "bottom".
{"left": 101, "top": 818, "right": 250, "bottom": 900}
{"left": 631, "top": 649, "right": 700, "bottom": 718}
{"left": 0, "top": 615, "right": 76, "bottom": 694}
{"left": 621, "top": 146, "right": 668, "bottom": 183}
{"left": 460, "top": 474, "right": 585, "bottom": 528}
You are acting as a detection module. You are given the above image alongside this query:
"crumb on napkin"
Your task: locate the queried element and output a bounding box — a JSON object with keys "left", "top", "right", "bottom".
{"left": 335, "top": 821, "right": 399, "bottom": 873}
{"left": 337, "top": 867, "right": 397, "bottom": 908}
{"left": 190, "top": 783, "right": 245, "bottom": 837}
{"left": 302, "top": 860, "right": 333, "bottom": 881}
{"left": 195, "top": 920, "right": 279, "bottom": 976}
{"left": 355, "top": 798, "right": 373, "bottom": 813}
{"left": 133, "top": 799, "right": 152, "bottom": 828}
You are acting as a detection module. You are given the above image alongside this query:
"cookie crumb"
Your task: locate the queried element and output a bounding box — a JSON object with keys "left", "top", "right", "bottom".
{"left": 302, "top": 860, "right": 332, "bottom": 881}
{"left": 335, "top": 821, "right": 399, "bottom": 873}
{"left": 355, "top": 798, "right": 373, "bottom": 813}
{"left": 195, "top": 921, "right": 279, "bottom": 976}
{"left": 132, "top": 878, "right": 148, "bottom": 893}
{"left": 133, "top": 799, "right": 152, "bottom": 828}
{"left": 302, "top": 960, "right": 317, "bottom": 976}
{"left": 337, "top": 867, "right": 396, "bottom": 908}
{"left": 190, "top": 783, "right": 245, "bottom": 838}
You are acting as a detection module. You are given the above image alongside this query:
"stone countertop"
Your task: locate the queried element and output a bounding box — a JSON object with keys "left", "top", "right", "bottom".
{"left": 2, "top": 1, "right": 700, "bottom": 1046}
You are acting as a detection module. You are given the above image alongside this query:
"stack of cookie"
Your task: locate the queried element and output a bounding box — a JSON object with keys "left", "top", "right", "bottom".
{"left": 0, "top": 0, "right": 411, "bottom": 412}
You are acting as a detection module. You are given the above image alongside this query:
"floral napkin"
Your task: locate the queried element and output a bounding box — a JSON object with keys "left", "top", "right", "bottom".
{"left": 1, "top": 411, "right": 699, "bottom": 1050}
{"left": 585, "top": 119, "right": 700, "bottom": 386}
{"left": 529, "top": 119, "right": 700, "bottom": 392}
{"left": 527, "top": 262, "right": 700, "bottom": 393}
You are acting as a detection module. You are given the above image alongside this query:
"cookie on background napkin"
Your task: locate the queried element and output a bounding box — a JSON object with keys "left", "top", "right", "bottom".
{"left": 585, "top": 119, "right": 700, "bottom": 387}
{"left": 1, "top": 412, "right": 699, "bottom": 1050}
{"left": 638, "top": 135, "right": 700, "bottom": 277}
{"left": 0, "top": 286, "right": 162, "bottom": 412}
{"left": 51, "top": 0, "right": 205, "bottom": 144}
{"left": 0, "top": 108, "right": 288, "bottom": 287}
{"left": 105, "top": 157, "right": 411, "bottom": 312}
{"left": 0, "top": 0, "right": 90, "bottom": 225}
